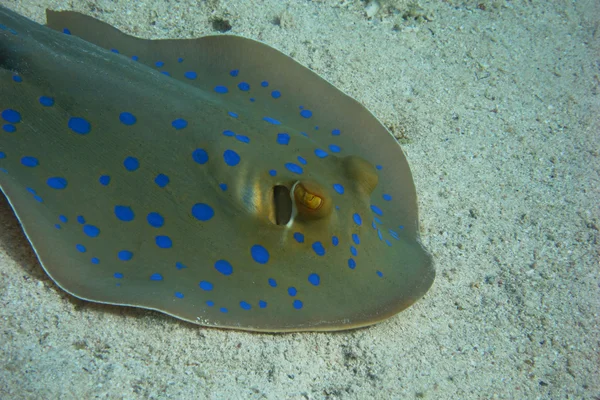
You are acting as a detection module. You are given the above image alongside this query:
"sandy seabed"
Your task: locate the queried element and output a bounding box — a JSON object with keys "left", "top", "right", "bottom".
{"left": 1, "top": 0, "right": 598, "bottom": 398}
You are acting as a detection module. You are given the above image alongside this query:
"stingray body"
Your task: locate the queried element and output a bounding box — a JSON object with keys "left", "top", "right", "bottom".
{"left": 0, "top": 6, "right": 434, "bottom": 332}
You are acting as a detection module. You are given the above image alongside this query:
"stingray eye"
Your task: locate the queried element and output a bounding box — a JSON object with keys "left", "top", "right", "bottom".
{"left": 292, "top": 181, "right": 332, "bottom": 220}
{"left": 294, "top": 183, "right": 323, "bottom": 210}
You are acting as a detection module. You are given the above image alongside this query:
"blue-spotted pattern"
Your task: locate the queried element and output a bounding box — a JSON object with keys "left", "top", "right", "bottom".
{"left": 0, "top": 6, "right": 434, "bottom": 332}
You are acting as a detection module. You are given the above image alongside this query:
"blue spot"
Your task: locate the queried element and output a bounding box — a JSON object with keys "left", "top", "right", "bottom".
{"left": 332, "top": 129, "right": 341, "bottom": 136}
{"left": 277, "top": 133, "right": 290, "bottom": 145}
{"left": 240, "top": 301, "right": 251, "bottom": 310}
{"left": 1, "top": 109, "right": 20, "bottom": 123}
{"left": 350, "top": 246, "right": 357, "bottom": 257}
{"left": 155, "top": 235, "right": 172, "bottom": 248}
{"left": 119, "top": 112, "right": 136, "bottom": 125}
{"left": 269, "top": 169, "right": 277, "bottom": 176}
{"left": 383, "top": 194, "right": 392, "bottom": 201}
{"left": 83, "top": 225, "right": 100, "bottom": 238}
{"left": 268, "top": 278, "right": 277, "bottom": 287}
{"left": 111, "top": 48, "right": 119, "bottom": 53}
{"left": 99, "top": 175, "right": 111, "bottom": 186}
{"left": 288, "top": 287, "right": 297, "bottom": 296}
{"left": 377, "top": 271, "right": 383, "bottom": 277}
{"left": 300, "top": 109, "right": 312, "bottom": 118}
{"left": 238, "top": 82, "right": 250, "bottom": 91}
{"left": 114, "top": 206, "right": 134, "bottom": 221}
{"left": 76, "top": 244, "right": 86, "bottom": 253}
{"left": 59, "top": 215, "right": 67, "bottom": 223}
{"left": 0, "top": 152, "right": 5, "bottom": 159}
{"left": 161, "top": 71, "right": 171, "bottom": 76}
{"left": 300, "top": 131, "right": 308, "bottom": 137}
{"left": 285, "top": 163, "right": 303, "bottom": 174}
{"left": 308, "top": 273, "right": 320, "bottom": 286}
{"left": 377, "top": 229, "right": 383, "bottom": 241}
{"left": 293, "top": 300, "right": 303, "bottom": 309}
{"left": 192, "top": 148, "right": 209, "bottom": 164}
{"left": 114, "top": 272, "right": 124, "bottom": 279}
{"left": 55, "top": 224, "right": 61, "bottom": 230}
{"left": 348, "top": 258, "right": 356, "bottom": 269}
{"left": 312, "top": 242, "right": 325, "bottom": 256}
{"left": 214, "top": 260, "right": 233, "bottom": 276}
{"left": 297, "top": 156, "right": 307, "bottom": 165}
{"left": 370, "top": 205, "right": 383, "bottom": 216}
{"left": 123, "top": 157, "right": 139, "bottom": 171}
{"left": 47, "top": 177, "right": 67, "bottom": 190}
{"left": 385, "top": 239, "right": 392, "bottom": 247}
{"left": 178, "top": 57, "right": 184, "bottom": 63}
{"left": 175, "top": 292, "right": 184, "bottom": 299}
{"left": 118, "top": 250, "right": 133, "bottom": 261}
{"left": 21, "top": 156, "right": 38, "bottom": 167}
{"left": 27, "top": 188, "right": 36, "bottom": 195}
{"left": 261, "top": 81, "right": 269, "bottom": 87}
{"left": 214, "top": 85, "right": 228, "bottom": 93}
{"left": 389, "top": 230, "right": 399, "bottom": 240}
{"left": 68, "top": 117, "right": 91, "bottom": 134}
{"left": 2, "top": 124, "right": 15, "bottom": 132}
{"left": 155, "top": 174, "right": 170, "bottom": 187}
{"left": 236, "top": 135, "right": 250, "bottom": 143}
{"left": 314, "top": 149, "right": 328, "bottom": 158}
{"left": 251, "top": 245, "right": 270, "bottom": 264}
{"left": 374, "top": 217, "right": 383, "bottom": 224}
{"left": 12, "top": 75, "right": 22, "bottom": 82}
{"left": 91, "top": 257, "right": 99, "bottom": 264}
{"left": 220, "top": 308, "right": 228, "bottom": 313}
{"left": 176, "top": 262, "right": 187, "bottom": 270}
{"left": 223, "top": 149, "right": 240, "bottom": 166}
{"left": 230, "top": 69, "right": 239, "bottom": 77}
{"left": 271, "top": 90, "right": 281, "bottom": 99}
{"left": 147, "top": 212, "right": 164, "bottom": 228}
{"left": 222, "top": 130, "right": 235, "bottom": 137}
{"left": 155, "top": 61, "right": 165, "bottom": 68}
{"left": 376, "top": 165, "right": 383, "bottom": 170}
{"left": 192, "top": 203, "right": 214, "bottom": 221}
{"left": 352, "top": 234, "right": 360, "bottom": 245}
{"left": 33, "top": 195, "right": 43, "bottom": 203}
{"left": 206, "top": 301, "right": 214, "bottom": 307}
{"left": 184, "top": 71, "right": 197, "bottom": 79}
{"left": 199, "top": 281, "right": 213, "bottom": 291}
{"left": 219, "top": 183, "right": 228, "bottom": 191}
{"left": 150, "top": 273, "right": 163, "bottom": 281}
{"left": 132, "top": 55, "right": 139, "bottom": 61}
{"left": 228, "top": 111, "right": 238, "bottom": 118}
{"left": 332, "top": 236, "right": 339, "bottom": 246}
{"left": 333, "top": 184, "right": 344, "bottom": 194}
{"left": 172, "top": 118, "right": 188, "bottom": 130}
{"left": 353, "top": 213, "right": 362, "bottom": 226}
{"left": 329, "top": 144, "right": 341, "bottom": 153}
{"left": 39, "top": 96, "right": 54, "bottom": 107}
{"left": 259, "top": 300, "right": 267, "bottom": 308}
{"left": 63, "top": 28, "right": 71, "bottom": 34}
{"left": 293, "top": 232, "right": 304, "bottom": 243}
{"left": 250, "top": 98, "right": 255, "bottom": 102}
{"left": 263, "top": 117, "right": 281, "bottom": 125}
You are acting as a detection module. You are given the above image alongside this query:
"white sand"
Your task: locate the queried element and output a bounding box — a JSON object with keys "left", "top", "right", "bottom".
{"left": 1, "top": 0, "right": 598, "bottom": 398}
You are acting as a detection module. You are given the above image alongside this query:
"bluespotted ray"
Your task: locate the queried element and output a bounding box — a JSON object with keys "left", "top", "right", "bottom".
{"left": 0, "top": 6, "right": 434, "bottom": 332}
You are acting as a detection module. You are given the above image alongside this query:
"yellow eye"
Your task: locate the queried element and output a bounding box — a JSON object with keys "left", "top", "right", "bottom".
{"left": 292, "top": 181, "right": 333, "bottom": 221}
{"left": 294, "top": 184, "right": 323, "bottom": 210}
